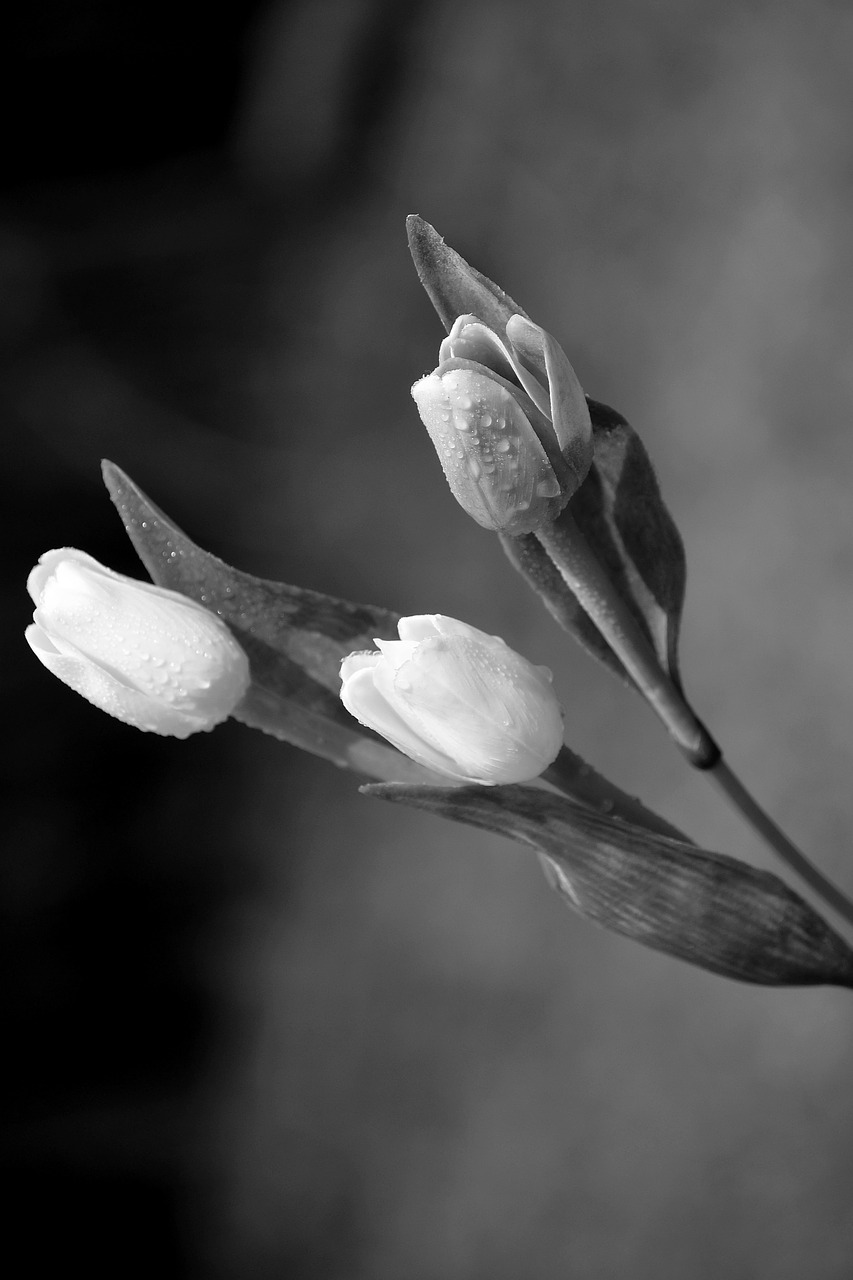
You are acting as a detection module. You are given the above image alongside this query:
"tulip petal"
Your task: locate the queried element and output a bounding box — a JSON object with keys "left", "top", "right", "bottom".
{"left": 25, "top": 623, "right": 210, "bottom": 737}
{"left": 341, "top": 611, "right": 565, "bottom": 785}
{"left": 506, "top": 314, "right": 592, "bottom": 475}
{"left": 27, "top": 547, "right": 103, "bottom": 605}
{"left": 374, "top": 638, "right": 419, "bottom": 670}
{"left": 26, "top": 548, "right": 250, "bottom": 735}
{"left": 339, "top": 651, "right": 382, "bottom": 681}
{"left": 390, "top": 637, "right": 564, "bottom": 783}
{"left": 340, "top": 665, "right": 461, "bottom": 778}
{"left": 396, "top": 615, "right": 442, "bottom": 643}
{"left": 439, "top": 316, "right": 517, "bottom": 385}
{"left": 427, "top": 614, "right": 495, "bottom": 642}
{"left": 438, "top": 318, "right": 587, "bottom": 491}
{"left": 411, "top": 364, "right": 562, "bottom": 536}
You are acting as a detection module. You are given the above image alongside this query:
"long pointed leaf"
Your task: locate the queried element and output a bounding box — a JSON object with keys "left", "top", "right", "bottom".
{"left": 572, "top": 398, "right": 686, "bottom": 683}
{"left": 101, "top": 461, "right": 431, "bottom": 782}
{"left": 407, "top": 214, "right": 530, "bottom": 335}
{"left": 365, "top": 781, "right": 853, "bottom": 988}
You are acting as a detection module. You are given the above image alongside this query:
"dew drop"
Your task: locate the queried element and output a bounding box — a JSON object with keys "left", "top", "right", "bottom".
{"left": 496, "top": 438, "right": 512, "bottom": 453}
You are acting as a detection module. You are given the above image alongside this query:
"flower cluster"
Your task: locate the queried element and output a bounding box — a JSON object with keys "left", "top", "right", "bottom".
{"left": 22, "top": 217, "right": 853, "bottom": 991}
{"left": 26, "top": 553, "right": 561, "bottom": 784}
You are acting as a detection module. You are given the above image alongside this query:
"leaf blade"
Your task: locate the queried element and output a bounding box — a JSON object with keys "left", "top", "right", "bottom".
{"left": 407, "top": 214, "right": 530, "bottom": 338}
{"left": 101, "top": 460, "right": 431, "bottom": 782}
{"left": 366, "top": 781, "right": 853, "bottom": 988}
{"left": 573, "top": 398, "right": 686, "bottom": 683}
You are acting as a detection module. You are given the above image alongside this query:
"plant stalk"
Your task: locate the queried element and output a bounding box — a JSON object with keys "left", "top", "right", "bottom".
{"left": 535, "top": 516, "right": 719, "bottom": 768}
{"left": 709, "top": 759, "right": 853, "bottom": 929}
{"left": 536, "top": 514, "right": 853, "bottom": 930}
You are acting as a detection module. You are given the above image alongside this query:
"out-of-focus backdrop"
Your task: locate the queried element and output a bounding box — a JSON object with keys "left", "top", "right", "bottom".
{"left": 4, "top": 2, "right": 853, "bottom": 1276}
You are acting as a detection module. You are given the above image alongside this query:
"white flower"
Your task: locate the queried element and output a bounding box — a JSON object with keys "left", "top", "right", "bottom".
{"left": 410, "top": 313, "right": 592, "bottom": 535}
{"left": 25, "top": 549, "right": 250, "bottom": 737}
{"left": 339, "top": 614, "right": 564, "bottom": 784}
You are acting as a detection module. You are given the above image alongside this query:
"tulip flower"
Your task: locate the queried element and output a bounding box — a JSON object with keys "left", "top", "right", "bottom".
{"left": 25, "top": 548, "right": 250, "bottom": 737}
{"left": 339, "top": 613, "right": 564, "bottom": 784}
{"left": 411, "top": 313, "right": 592, "bottom": 536}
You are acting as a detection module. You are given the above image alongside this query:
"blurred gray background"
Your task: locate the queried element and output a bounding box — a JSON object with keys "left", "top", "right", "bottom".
{"left": 4, "top": 1, "right": 853, "bottom": 1276}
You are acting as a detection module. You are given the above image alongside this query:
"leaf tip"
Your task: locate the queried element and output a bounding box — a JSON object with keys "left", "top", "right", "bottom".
{"left": 101, "top": 457, "right": 124, "bottom": 492}
{"left": 406, "top": 212, "right": 438, "bottom": 248}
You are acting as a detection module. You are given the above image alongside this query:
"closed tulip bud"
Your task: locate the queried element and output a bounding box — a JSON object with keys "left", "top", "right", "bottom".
{"left": 339, "top": 613, "right": 564, "bottom": 784}
{"left": 411, "top": 313, "right": 592, "bottom": 536}
{"left": 25, "top": 549, "right": 250, "bottom": 737}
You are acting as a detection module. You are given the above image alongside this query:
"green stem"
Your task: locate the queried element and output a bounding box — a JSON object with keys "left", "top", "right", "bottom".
{"left": 709, "top": 759, "right": 853, "bottom": 930}
{"left": 535, "top": 516, "right": 719, "bottom": 767}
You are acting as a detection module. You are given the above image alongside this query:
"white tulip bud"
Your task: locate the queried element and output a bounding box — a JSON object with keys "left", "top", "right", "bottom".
{"left": 339, "top": 614, "right": 564, "bottom": 784}
{"left": 25, "top": 549, "right": 250, "bottom": 738}
{"left": 411, "top": 313, "right": 593, "bottom": 536}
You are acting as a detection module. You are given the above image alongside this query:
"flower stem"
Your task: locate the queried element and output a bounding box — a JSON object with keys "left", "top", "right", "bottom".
{"left": 535, "top": 516, "right": 720, "bottom": 768}
{"left": 708, "top": 759, "right": 853, "bottom": 929}
{"left": 536, "top": 515, "right": 853, "bottom": 929}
